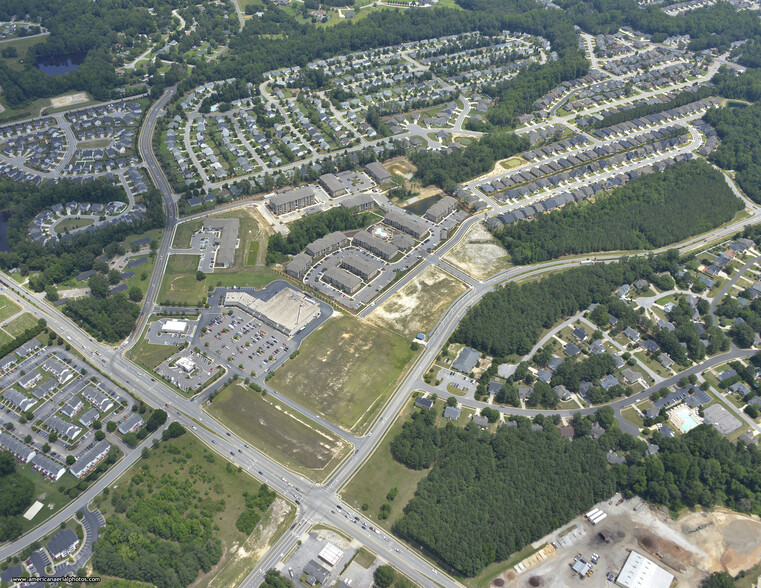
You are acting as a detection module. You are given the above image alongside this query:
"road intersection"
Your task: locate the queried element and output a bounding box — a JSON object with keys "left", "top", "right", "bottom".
{"left": 2, "top": 83, "right": 761, "bottom": 588}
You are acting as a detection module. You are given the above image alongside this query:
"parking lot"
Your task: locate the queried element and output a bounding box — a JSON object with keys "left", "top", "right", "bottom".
{"left": 198, "top": 307, "right": 294, "bottom": 378}
{"left": 155, "top": 349, "right": 219, "bottom": 393}
{"left": 145, "top": 317, "right": 197, "bottom": 345}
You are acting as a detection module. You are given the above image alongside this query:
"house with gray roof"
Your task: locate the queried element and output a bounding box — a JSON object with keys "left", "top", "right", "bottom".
{"left": 453, "top": 347, "right": 480, "bottom": 374}
{"left": 443, "top": 406, "right": 461, "bottom": 420}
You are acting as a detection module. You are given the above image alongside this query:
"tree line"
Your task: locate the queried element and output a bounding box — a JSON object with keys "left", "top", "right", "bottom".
{"left": 410, "top": 131, "right": 529, "bottom": 192}
{"left": 389, "top": 407, "right": 761, "bottom": 577}
{"left": 493, "top": 161, "right": 742, "bottom": 265}
{"left": 452, "top": 253, "right": 678, "bottom": 357}
{"left": 266, "top": 207, "right": 372, "bottom": 263}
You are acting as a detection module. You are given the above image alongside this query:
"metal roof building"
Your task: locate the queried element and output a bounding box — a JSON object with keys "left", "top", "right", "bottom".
{"left": 616, "top": 551, "right": 674, "bottom": 588}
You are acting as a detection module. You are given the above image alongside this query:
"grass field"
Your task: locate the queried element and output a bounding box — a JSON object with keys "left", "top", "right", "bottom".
{"left": 128, "top": 319, "right": 178, "bottom": 372}
{"left": 172, "top": 219, "right": 203, "bottom": 248}
{"left": 94, "top": 432, "right": 294, "bottom": 587}
{"left": 343, "top": 398, "right": 428, "bottom": 529}
{"left": 123, "top": 229, "right": 164, "bottom": 298}
{"left": 0, "top": 294, "right": 21, "bottom": 322}
{"left": 270, "top": 314, "right": 417, "bottom": 433}
{"left": 442, "top": 222, "right": 512, "bottom": 280}
{"left": 246, "top": 242, "right": 260, "bottom": 266}
{"left": 369, "top": 266, "right": 467, "bottom": 338}
{"left": 158, "top": 254, "right": 206, "bottom": 306}
{"left": 14, "top": 463, "right": 78, "bottom": 535}
{"left": 0, "top": 34, "right": 47, "bottom": 71}
{"left": 208, "top": 382, "right": 350, "bottom": 481}
{"left": 56, "top": 217, "right": 95, "bottom": 233}
{"left": 165, "top": 209, "right": 276, "bottom": 302}
{"left": 5, "top": 312, "right": 38, "bottom": 337}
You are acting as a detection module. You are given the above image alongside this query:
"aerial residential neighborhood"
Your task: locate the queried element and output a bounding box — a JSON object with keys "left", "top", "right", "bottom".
{"left": 2, "top": 0, "right": 761, "bottom": 586}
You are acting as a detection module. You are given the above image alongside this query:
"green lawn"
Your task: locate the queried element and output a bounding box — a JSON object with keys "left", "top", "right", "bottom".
{"left": 621, "top": 406, "right": 644, "bottom": 429}
{"left": 342, "top": 398, "right": 428, "bottom": 529}
{"left": 208, "top": 382, "right": 350, "bottom": 481}
{"left": 4, "top": 312, "right": 38, "bottom": 337}
{"left": 172, "top": 219, "right": 203, "bottom": 248}
{"left": 270, "top": 315, "right": 417, "bottom": 433}
{"left": 246, "top": 242, "right": 260, "bottom": 266}
{"left": 0, "top": 294, "right": 21, "bottom": 322}
{"left": 14, "top": 463, "right": 79, "bottom": 535}
{"left": 128, "top": 334, "right": 178, "bottom": 372}
{"left": 55, "top": 217, "right": 94, "bottom": 233}
{"left": 93, "top": 432, "right": 291, "bottom": 588}
{"left": 158, "top": 255, "right": 206, "bottom": 306}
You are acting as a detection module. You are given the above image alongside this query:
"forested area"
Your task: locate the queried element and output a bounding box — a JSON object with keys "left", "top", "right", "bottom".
{"left": 452, "top": 253, "right": 678, "bottom": 356}
{"left": 493, "top": 161, "right": 742, "bottom": 264}
{"left": 389, "top": 407, "right": 761, "bottom": 576}
{"left": 557, "top": 0, "right": 761, "bottom": 50}
{"left": 0, "top": 0, "right": 177, "bottom": 105}
{"left": 0, "top": 179, "right": 164, "bottom": 292}
{"left": 266, "top": 207, "right": 371, "bottom": 262}
{"left": 63, "top": 294, "right": 141, "bottom": 343}
{"left": 93, "top": 431, "right": 277, "bottom": 588}
{"left": 705, "top": 100, "right": 761, "bottom": 204}
{"left": 0, "top": 452, "right": 34, "bottom": 542}
{"left": 391, "top": 420, "right": 615, "bottom": 576}
{"left": 410, "top": 132, "right": 529, "bottom": 191}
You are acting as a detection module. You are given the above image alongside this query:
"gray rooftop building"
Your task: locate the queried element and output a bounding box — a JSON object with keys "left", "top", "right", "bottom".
{"left": 352, "top": 230, "right": 398, "bottom": 260}
{"left": 453, "top": 347, "right": 480, "bottom": 374}
{"left": 319, "top": 173, "right": 346, "bottom": 197}
{"left": 69, "top": 440, "right": 110, "bottom": 479}
{"left": 340, "top": 194, "right": 375, "bottom": 212}
{"left": 268, "top": 186, "right": 317, "bottom": 215}
{"left": 365, "top": 162, "right": 392, "bottom": 184}
{"left": 323, "top": 266, "right": 362, "bottom": 294}
{"left": 286, "top": 253, "right": 313, "bottom": 279}
{"left": 3, "top": 389, "right": 35, "bottom": 412}
{"left": 0, "top": 431, "right": 36, "bottom": 463}
{"left": 118, "top": 413, "right": 145, "bottom": 435}
{"left": 202, "top": 217, "right": 240, "bottom": 268}
{"left": 305, "top": 231, "right": 348, "bottom": 259}
{"left": 383, "top": 209, "right": 428, "bottom": 239}
{"left": 424, "top": 195, "right": 458, "bottom": 222}
{"left": 341, "top": 253, "right": 379, "bottom": 281}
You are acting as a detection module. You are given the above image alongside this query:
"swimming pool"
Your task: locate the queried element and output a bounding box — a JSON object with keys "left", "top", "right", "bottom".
{"left": 674, "top": 407, "right": 699, "bottom": 432}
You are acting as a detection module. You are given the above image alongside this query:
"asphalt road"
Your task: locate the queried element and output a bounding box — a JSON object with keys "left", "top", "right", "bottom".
{"left": 3, "top": 80, "right": 761, "bottom": 588}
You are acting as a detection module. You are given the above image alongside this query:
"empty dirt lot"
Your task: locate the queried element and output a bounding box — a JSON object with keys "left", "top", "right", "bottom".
{"left": 442, "top": 222, "right": 512, "bottom": 280}
{"left": 368, "top": 265, "right": 467, "bottom": 338}
{"left": 494, "top": 497, "right": 761, "bottom": 588}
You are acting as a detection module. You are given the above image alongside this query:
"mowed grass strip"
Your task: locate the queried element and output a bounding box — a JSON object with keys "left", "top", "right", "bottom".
{"left": 209, "top": 382, "right": 350, "bottom": 480}
{"left": 270, "top": 314, "right": 415, "bottom": 432}
{"left": 342, "top": 397, "right": 428, "bottom": 529}
{"left": 0, "top": 294, "right": 21, "bottom": 322}
{"left": 5, "top": 312, "right": 38, "bottom": 337}
{"left": 129, "top": 338, "right": 178, "bottom": 371}
{"left": 158, "top": 254, "right": 207, "bottom": 305}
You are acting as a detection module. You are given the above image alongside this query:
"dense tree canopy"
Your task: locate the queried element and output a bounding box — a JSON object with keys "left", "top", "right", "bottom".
{"left": 494, "top": 161, "right": 742, "bottom": 264}
{"left": 392, "top": 421, "right": 615, "bottom": 576}
{"left": 453, "top": 254, "right": 678, "bottom": 356}
{"left": 266, "top": 207, "right": 371, "bottom": 262}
